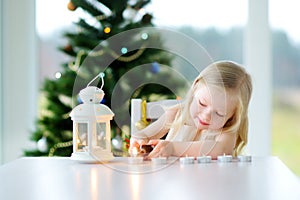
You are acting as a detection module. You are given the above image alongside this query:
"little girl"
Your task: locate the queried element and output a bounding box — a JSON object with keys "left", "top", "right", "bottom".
{"left": 129, "top": 60, "right": 252, "bottom": 159}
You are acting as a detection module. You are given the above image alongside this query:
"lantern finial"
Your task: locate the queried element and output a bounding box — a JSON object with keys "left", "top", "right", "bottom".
{"left": 87, "top": 72, "right": 105, "bottom": 89}
{"left": 79, "top": 72, "right": 106, "bottom": 104}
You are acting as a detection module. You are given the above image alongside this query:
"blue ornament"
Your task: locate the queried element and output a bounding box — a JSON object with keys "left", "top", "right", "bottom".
{"left": 100, "top": 98, "right": 106, "bottom": 104}
{"left": 150, "top": 62, "right": 160, "bottom": 74}
{"left": 77, "top": 96, "right": 83, "bottom": 104}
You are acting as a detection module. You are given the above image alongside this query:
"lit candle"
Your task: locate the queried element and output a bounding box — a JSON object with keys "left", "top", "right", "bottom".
{"left": 151, "top": 157, "right": 167, "bottom": 165}
{"left": 197, "top": 156, "right": 212, "bottom": 163}
{"left": 128, "top": 147, "right": 143, "bottom": 164}
{"left": 217, "top": 153, "right": 233, "bottom": 162}
{"left": 179, "top": 156, "right": 194, "bottom": 164}
{"left": 237, "top": 155, "right": 252, "bottom": 162}
{"left": 128, "top": 157, "right": 143, "bottom": 164}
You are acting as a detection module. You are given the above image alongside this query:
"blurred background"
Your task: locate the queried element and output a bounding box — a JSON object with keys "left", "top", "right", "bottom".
{"left": 1, "top": 0, "right": 299, "bottom": 176}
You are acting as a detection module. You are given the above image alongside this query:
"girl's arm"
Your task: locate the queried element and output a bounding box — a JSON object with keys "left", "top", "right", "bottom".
{"left": 148, "top": 132, "right": 236, "bottom": 159}
{"left": 173, "top": 132, "right": 236, "bottom": 159}
{"left": 131, "top": 106, "right": 179, "bottom": 140}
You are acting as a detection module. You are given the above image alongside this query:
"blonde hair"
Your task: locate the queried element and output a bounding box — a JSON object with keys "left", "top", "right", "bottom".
{"left": 167, "top": 61, "right": 252, "bottom": 156}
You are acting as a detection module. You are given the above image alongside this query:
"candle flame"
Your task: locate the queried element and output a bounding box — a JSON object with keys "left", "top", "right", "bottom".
{"left": 132, "top": 147, "right": 138, "bottom": 157}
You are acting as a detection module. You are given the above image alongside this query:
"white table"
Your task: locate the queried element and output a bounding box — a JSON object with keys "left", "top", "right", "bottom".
{"left": 0, "top": 156, "right": 299, "bottom": 200}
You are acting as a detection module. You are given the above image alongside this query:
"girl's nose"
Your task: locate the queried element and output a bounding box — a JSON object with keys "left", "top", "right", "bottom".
{"left": 201, "top": 108, "right": 211, "bottom": 121}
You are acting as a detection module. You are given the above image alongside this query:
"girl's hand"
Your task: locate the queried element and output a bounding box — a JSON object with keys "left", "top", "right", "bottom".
{"left": 128, "top": 137, "right": 148, "bottom": 156}
{"left": 147, "top": 140, "right": 174, "bottom": 158}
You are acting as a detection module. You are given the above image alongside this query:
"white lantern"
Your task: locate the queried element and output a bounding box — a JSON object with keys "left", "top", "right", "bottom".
{"left": 70, "top": 73, "right": 114, "bottom": 163}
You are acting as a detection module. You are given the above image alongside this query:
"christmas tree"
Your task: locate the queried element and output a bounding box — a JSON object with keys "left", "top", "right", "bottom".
{"left": 24, "top": 0, "right": 185, "bottom": 157}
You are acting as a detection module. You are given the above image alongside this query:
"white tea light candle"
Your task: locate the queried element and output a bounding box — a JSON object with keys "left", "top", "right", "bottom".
{"left": 197, "top": 156, "right": 212, "bottom": 163}
{"left": 238, "top": 155, "right": 252, "bottom": 162}
{"left": 151, "top": 157, "right": 167, "bottom": 165}
{"left": 128, "top": 157, "right": 143, "bottom": 164}
{"left": 180, "top": 156, "right": 194, "bottom": 164}
{"left": 217, "top": 154, "right": 233, "bottom": 162}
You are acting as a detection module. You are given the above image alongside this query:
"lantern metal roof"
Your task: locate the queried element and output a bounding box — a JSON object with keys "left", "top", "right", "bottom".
{"left": 70, "top": 103, "right": 114, "bottom": 120}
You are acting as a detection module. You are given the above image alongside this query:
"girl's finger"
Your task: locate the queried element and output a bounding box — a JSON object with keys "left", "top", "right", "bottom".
{"left": 128, "top": 141, "right": 140, "bottom": 154}
{"left": 148, "top": 139, "right": 160, "bottom": 146}
{"left": 138, "top": 140, "right": 147, "bottom": 146}
{"left": 148, "top": 145, "right": 164, "bottom": 158}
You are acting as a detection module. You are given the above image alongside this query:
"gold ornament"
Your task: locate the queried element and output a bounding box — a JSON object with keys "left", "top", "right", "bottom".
{"left": 64, "top": 44, "right": 73, "bottom": 53}
{"left": 67, "top": 2, "right": 77, "bottom": 11}
{"left": 135, "top": 99, "right": 150, "bottom": 130}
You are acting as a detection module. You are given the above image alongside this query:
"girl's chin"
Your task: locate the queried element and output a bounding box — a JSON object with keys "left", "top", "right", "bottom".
{"left": 194, "top": 120, "right": 208, "bottom": 129}
{"left": 198, "top": 124, "right": 209, "bottom": 129}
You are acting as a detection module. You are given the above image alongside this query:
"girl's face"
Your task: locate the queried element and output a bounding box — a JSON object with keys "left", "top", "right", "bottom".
{"left": 189, "top": 83, "right": 238, "bottom": 130}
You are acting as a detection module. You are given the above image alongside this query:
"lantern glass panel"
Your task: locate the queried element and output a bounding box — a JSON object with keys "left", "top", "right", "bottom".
{"left": 76, "top": 123, "right": 88, "bottom": 151}
{"left": 96, "top": 122, "right": 106, "bottom": 149}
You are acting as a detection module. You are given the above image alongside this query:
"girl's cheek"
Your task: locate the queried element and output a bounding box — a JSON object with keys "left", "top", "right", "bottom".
{"left": 190, "top": 101, "right": 199, "bottom": 116}
{"left": 210, "top": 118, "right": 223, "bottom": 129}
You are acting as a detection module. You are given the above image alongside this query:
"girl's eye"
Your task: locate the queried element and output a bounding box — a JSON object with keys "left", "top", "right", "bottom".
{"left": 199, "top": 100, "right": 206, "bottom": 107}
{"left": 216, "top": 112, "right": 225, "bottom": 117}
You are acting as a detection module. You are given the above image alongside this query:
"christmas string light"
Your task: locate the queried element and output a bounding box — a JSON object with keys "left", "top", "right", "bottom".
{"left": 48, "top": 141, "right": 73, "bottom": 157}
{"left": 141, "top": 33, "right": 148, "bottom": 40}
{"left": 95, "top": 14, "right": 109, "bottom": 21}
{"left": 68, "top": 49, "right": 104, "bottom": 72}
{"left": 104, "top": 27, "right": 111, "bottom": 34}
{"left": 68, "top": 50, "right": 86, "bottom": 72}
{"left": 68, "top": 42, "right": 148, "bottom": 71}
{"left": 121, "top": 47, "right": 128, "bottom": 54}
{"left": 55, "top": 72, "right": 62, "bottom": 79}
{"left": 108, "top": 43, "right": 147, "bottom": 62}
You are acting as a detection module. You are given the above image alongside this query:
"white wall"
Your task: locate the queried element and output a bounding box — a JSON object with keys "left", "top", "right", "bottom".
{"left": 245, "top": 0, "right": 272, "bottom": 156}
{"left": 0, "top": 0, "right": 38, "bottom": 164}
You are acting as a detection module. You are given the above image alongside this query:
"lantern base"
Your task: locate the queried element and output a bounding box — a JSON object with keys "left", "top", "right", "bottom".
{"left": 70, "top": 151, "right": 114, "bottom": 163}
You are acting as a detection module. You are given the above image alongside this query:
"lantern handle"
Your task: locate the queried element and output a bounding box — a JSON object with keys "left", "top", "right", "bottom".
{"left": 87, "top": 72, "right": 105, "bottom": 89}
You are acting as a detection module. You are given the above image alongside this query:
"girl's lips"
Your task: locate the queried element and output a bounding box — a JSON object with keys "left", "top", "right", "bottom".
{"left": 198, "top": 118, "right": 210, "bottom": 126}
